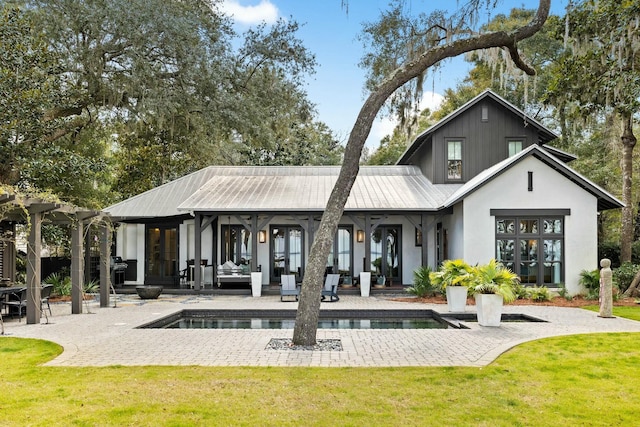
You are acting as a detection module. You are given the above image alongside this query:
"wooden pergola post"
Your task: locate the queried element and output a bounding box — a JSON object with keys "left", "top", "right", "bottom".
{"left": 26, "top": 211, "right": 42, "bottom": 324}
{"left": 99, "top": 221, "right": 111, "bottom": 307}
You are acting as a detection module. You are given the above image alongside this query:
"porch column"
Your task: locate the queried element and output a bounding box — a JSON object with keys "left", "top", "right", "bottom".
{"left": 421, "top": 213, "right": 428, "bottom": 267}
{"left": 251, "top": 215, "right": 258, "bottom": 272}
{"left": 194, "top": 212, "right": 202, "bottom": 290}
{"left": 71, "top": 220, "right": 84, "bottom": 314}
{"left": 26, "top": 211, "right": 42, "bottom": 324}
{"left": 99, "top": 222, "right": 111, "bottom": 307}
{"left": 364, "top": 214, "right": 372, "bottom": 272}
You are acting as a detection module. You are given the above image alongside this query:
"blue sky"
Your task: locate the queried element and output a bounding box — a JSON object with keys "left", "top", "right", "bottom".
{"left": 220, "top": 1, "right": 569, "bottom": 148}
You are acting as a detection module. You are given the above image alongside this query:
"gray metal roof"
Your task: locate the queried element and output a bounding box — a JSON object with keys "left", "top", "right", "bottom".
{"left": 178, "top": 166, "right": 461, "bottom": 213}
{"left": 104, "top": 168, "right": 223, "bottom": 219}
{"left": 104, "top": 166, "right": 462, "bottom": 219}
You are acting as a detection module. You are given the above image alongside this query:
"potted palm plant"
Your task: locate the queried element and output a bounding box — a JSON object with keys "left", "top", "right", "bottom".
{"left": 471, "top": 259, "right": 519, "bottom": 327}
{"left": 429, "top": 259, "right": 474, "bottom": 312}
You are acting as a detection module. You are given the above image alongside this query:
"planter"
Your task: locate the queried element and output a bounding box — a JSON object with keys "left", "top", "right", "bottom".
{"left": 445, "top": 286, "right": 468, "bottom": 312}
{"left": 251, "top": 272, "right": 263, "bottom": 297}
{"left": 475, "top": 293, "right": 504, "bottom": 327}
{"left": 135, "top": 285, "right": 163, "bottom": 300}
{"left": 359, "top": 272, "right": 371, "bottom": 297}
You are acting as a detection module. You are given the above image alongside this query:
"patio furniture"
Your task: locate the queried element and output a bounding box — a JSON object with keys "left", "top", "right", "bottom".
{"left": 321, "top": 274, "right": 340, "bottom": 302}
{"left": 280, "top": 274, "right": 299, "bottom": 302}
{"left": 216, "top": 260, "right": 251, "bottom": 288}
{"left": 41, "top": 284, "right": 53, "bottom": 316}
{"left": 1, "top": 287, "right": 27, "bottom": 321}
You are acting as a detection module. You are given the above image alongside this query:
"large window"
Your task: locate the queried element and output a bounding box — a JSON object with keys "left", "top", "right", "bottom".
{"left": 447, "top": 140, "right": 463, "bottom": 180}
{"left": 496, "top": 217, "right": 563, "bottom": 285}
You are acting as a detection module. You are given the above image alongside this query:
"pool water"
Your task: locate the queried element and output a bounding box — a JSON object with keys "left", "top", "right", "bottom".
{"left": 138, "top": 309, "right": 464, "bottom": 330}
{"left": 162, "top": 317, "right": 448, "bottom": 329}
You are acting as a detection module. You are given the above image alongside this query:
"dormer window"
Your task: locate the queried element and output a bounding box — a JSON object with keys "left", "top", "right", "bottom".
{"left": 508, "top": 139, "right": 523, "bottom": 157}
{"left": 447, "top": 140, "right": 463, "bottom": 180}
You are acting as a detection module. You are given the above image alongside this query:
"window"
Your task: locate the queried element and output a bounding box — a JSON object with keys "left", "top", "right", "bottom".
{"left": 508, "top": 140, "right": 523, "bottom": 157}
{"left": 496, "top": 217, "right": 563, "bottom": 285}
{"left": 447, "top": 140, "right": 462, "bottom": 180}
{"left": 222, "top": 225, "right": 252, "bottom": 266}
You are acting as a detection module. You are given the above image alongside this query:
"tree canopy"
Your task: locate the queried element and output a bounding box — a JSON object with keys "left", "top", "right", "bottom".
{"left": 2, "top": 0, "right": 338, "bottom": 205}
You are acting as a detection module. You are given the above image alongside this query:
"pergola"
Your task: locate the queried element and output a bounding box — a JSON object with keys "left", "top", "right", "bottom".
{"left": 0, "top": 191, "right": 111, "bottom": 324}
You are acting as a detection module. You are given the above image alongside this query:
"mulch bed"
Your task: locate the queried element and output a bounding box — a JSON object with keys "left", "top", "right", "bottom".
{"left": 391, "top": 295, "right": 640, "bottom": 308}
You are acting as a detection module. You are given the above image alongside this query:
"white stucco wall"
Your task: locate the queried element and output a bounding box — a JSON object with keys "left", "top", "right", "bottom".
{"left": 459, "top": 156, "right": 598, "bottom": 295}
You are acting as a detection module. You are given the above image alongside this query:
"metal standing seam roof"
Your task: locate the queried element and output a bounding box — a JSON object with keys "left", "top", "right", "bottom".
{"left": 176, "top": 166, "right": 461, "bottom": 213}
{"left": 104, "top": 167, "right": 224, "bottom": 219}
{"left": 104, "top": 166, "right": 460, "bottom": 219}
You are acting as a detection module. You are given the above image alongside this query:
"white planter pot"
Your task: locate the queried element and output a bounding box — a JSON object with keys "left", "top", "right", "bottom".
{"left": 251, "top": 272, "right": 263, "bottom": 297}
{"left": 445, "top": 286, "right": 468, "bottom": 312}
{"left": 359, "top": 272, "right": 371, "bottom": 297}
{"left": 475, "top": 293, "right": 504, "bottom": 327}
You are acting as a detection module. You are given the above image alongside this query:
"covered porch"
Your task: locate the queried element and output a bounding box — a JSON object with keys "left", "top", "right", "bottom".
{"left": 106, "top": 165, "right": 460, "bottom": 294}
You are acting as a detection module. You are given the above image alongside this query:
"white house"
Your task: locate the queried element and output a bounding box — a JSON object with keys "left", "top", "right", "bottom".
{"left": 104, "top": 90, "right": 622, "bottom": 295}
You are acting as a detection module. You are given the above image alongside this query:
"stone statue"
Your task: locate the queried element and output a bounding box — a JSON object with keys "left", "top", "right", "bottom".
{"left": 598, "top": 258, "right": 614, "bottom": 318}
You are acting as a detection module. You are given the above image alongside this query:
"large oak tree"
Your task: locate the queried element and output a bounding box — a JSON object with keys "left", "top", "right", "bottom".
{"left": 293, "top": 0, "right": 552, "bottom": 346}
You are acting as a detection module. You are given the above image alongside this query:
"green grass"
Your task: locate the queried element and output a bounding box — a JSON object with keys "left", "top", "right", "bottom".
{"left": 582, "top": 304, "right": 640, "bottom": 321}
{"left": 1, "top": 331, "right": 640, "bottom": 426}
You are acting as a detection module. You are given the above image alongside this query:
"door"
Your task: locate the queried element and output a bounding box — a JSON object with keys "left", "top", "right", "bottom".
{"left": 145, "top": 225, "right": 178, "bottom": 285}
{"left": 271, "top": 226, "right": 304, "bottom": 282}
{"left": 327, "top": 226, "right": 353, "bottom": 277}
{"left": 370, "top": 226, "right": 401, "bottom": 284}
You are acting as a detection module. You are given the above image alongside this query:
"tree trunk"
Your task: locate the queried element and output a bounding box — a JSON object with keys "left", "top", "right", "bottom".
{"left": 291, "top": 0, "right": 551, "bottom": 346}
{"left": 623, "top": 268, "right": 640, "bottom": 297}
{"left": 620, "top": 111, "right": 636, "bottom": 263}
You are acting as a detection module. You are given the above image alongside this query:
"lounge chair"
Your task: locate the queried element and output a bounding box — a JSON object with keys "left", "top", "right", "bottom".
{"left": 280, "top": 274, "right": 299, "bottom": 302}
{"left": 321, "top": 274, "right": 340, "bottom": 302}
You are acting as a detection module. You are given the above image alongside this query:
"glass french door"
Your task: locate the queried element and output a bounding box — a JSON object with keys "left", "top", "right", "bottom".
{"left": 370, "top": 226, "right": 401, "bottom": 283}
{"left": 146, "top": 225, "right": 178, "bottom": 285}
{"left": 327, "top": 226, "right": 353, "bottom": 277}
{"left": 271, "top": 226, "right": 304, "bottom": 282}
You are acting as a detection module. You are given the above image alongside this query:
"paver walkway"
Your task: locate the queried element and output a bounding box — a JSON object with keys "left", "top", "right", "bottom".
{"left": 2, "top": 294, "right": 640, "bottom": 367}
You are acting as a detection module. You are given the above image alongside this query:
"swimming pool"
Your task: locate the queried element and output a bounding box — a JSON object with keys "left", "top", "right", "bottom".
{"left": 137, "top": 309, "right": 468, "bottom": 330}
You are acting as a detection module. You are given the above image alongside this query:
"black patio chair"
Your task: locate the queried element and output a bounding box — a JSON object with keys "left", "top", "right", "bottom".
{"left": 41, "top": 284, "right": 53, "bottom": 316}
{"left": 2, "top": 287, "right": 27, "bottom": 321}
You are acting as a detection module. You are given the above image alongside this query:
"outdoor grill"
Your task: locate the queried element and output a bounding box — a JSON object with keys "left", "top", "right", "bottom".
{"left": 110, "top": 256, "right": 128, "bottom": 286}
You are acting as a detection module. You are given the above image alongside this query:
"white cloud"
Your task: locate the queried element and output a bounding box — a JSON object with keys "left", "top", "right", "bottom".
{"left": 418, "top": 91, "right": 444, "bottom": 113}
{"left": 220, "top": 0, "right": 279, "bottom": 26}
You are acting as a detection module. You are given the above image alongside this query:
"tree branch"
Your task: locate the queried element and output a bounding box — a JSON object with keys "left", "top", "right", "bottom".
{"left": 506, "top": 42, "right": 536, "bottom": 75}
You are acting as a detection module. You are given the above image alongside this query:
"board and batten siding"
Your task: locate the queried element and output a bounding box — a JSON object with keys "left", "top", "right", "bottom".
{"left": 430, "top": 99, "right": 540, "bottom": 184}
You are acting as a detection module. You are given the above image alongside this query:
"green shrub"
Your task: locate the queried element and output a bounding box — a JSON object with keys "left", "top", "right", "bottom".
{"left": 613, "top": 262, "right": 639, "bottom": 294}
{"left": 579, "top": 269, "right": 600, "bottom": 300}
{"left": 84, "top": 279, "right": 99, "bottom": 293}
{"left": 513, "top": 282, "right": 529, "bottom": 300}
{"left": 556, "top": 282, "right": 573, "bottom": 301}
{"left": 407, "top": 266, "right": 439, "bottom": 297}
{"left": 528, "top": 286, "right": 551, "bottom": 302}
{"left": 43, "top": 272, "right": 71, "bottom": 297}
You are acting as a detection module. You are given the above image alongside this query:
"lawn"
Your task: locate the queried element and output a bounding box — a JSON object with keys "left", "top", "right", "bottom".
{"left": 1, "top": 307, "right": 639, "bottom": 426}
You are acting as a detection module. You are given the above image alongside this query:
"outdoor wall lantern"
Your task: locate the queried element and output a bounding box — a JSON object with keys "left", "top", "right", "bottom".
{"left": 258, "top": 230, "right": 267, "bottom": 243}
{"left": 356, "top": 230, "right": 365, "bottom": 243}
